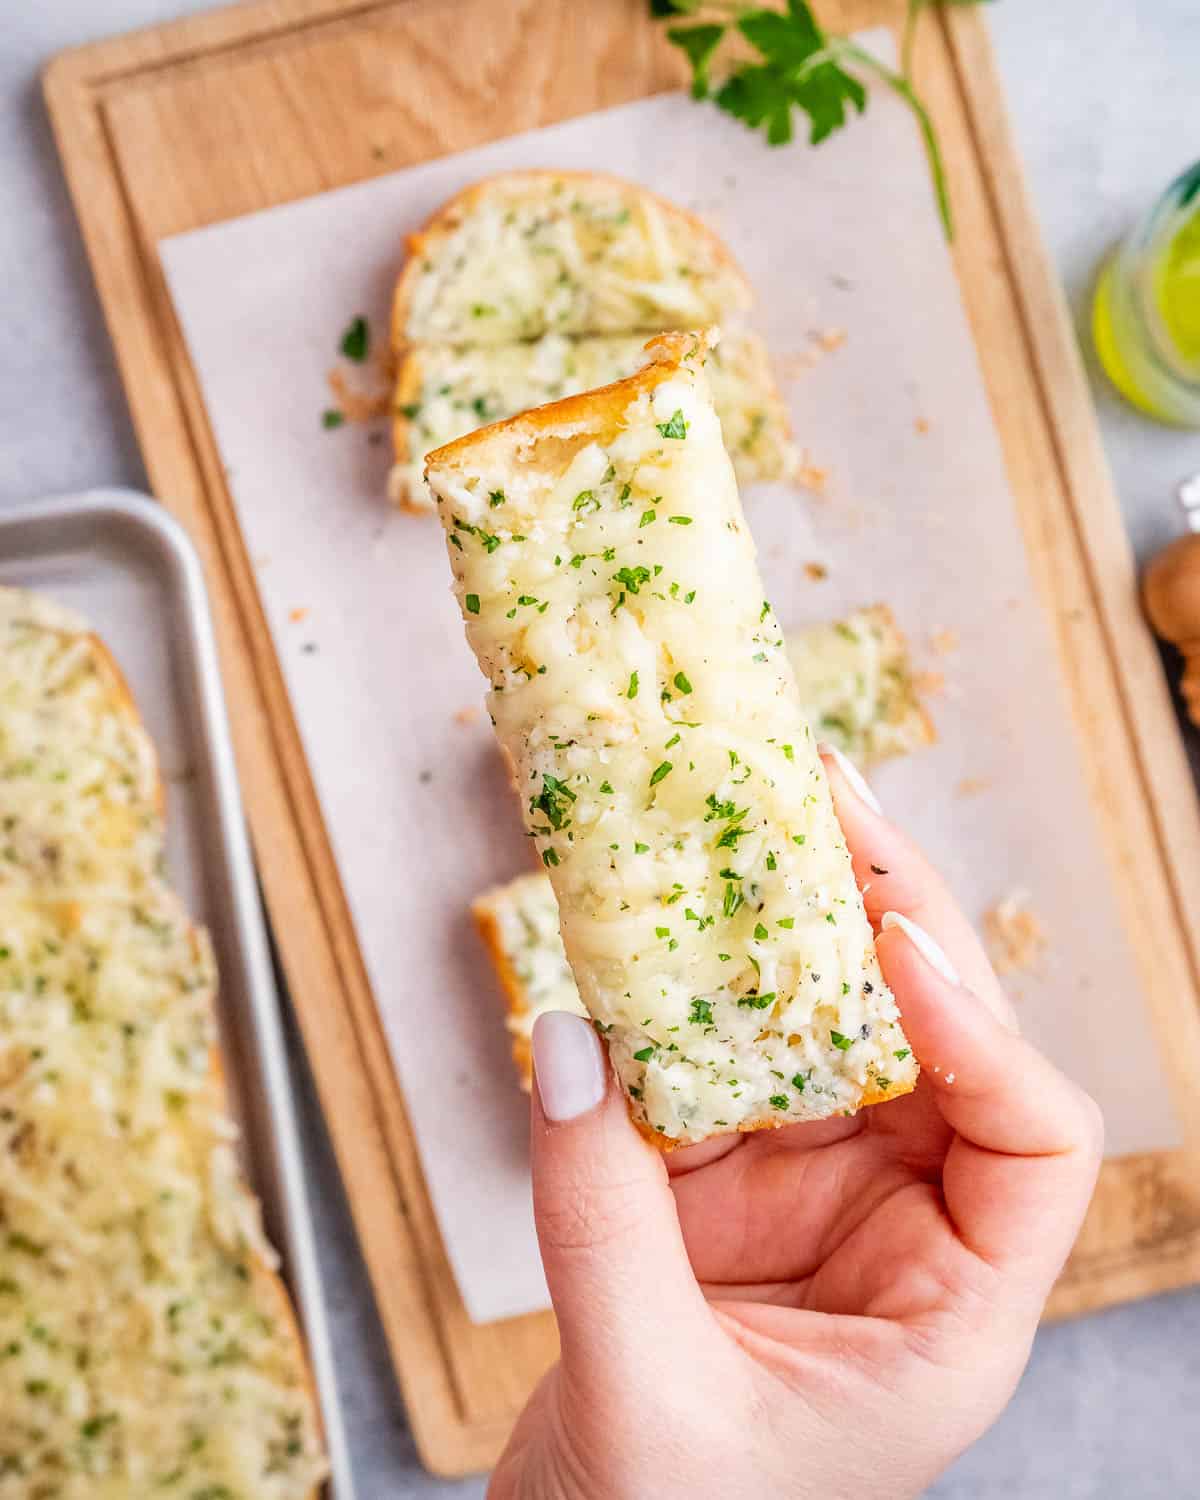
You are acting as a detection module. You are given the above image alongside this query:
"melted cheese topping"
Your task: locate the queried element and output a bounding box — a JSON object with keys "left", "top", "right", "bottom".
{"left": 479, "top": 607, "right": 931, "bottom": 1084}
{"left": 786, "top": 606, "right": 933, "bottom": 767}
{"left": 0, "top": 594, "right": 163, "bottom": 900}
{"left": 399, "top": 174, "right": 750, "bottom": 345}
{"left": 0, "top": 587, "right": 325, "bottom": 1497}
{"left": 390, "top": 330, "right": 796, "bottom": 508}
{"left": 428, "top": 342, "right": 917, "bottom": 1143}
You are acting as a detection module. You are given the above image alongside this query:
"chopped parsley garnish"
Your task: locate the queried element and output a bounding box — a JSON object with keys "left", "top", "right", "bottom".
{"left": 465, "top": 594, "right": 480, "bottom": 615}
{"left": 656, "top": 408, "right": 689, "bottom": 440}
{"left": 668, "top": 514, "right": 694, "bottom": 525}
{"left": 599, "top": 780, "right": 614, "bottom": 795}
{"left": 673, "top": 670, "right": 693, "bottom": 694}
{"left": 573, "top": 489, "right": 600, "bottom": 515}
{"left": 321, "top": 408, "right": 345, "bottom": 429}
{"left": 633, "top": 1046, "right": 656, "bottom": 1063}
{"left": 477, "top": 528, "right": 501, "bottom": 553}
{"left": 339, "top": 315, "right": 369, "bottom": 362}
{"left": 639, "top": 509, "right": 657, "bottom": 527}
{"left": 766, "top": 851, "right": 777, "bottom": 870}
{"left": 649, "top": 760, "right": 673, "bottom": 788}
{"left": 722, "top": 881, "right": 744, "bottom": 918}
{"left": 793, "top": 834, "right": 806, "bottom": 846}
{"left": 738, "top": 991, "right": 775, "bottom": 1009}
{"left": 634, "top": 841, "right": 650, "bottom": 854}
{"left": 489, "top": 489, "right": 506, "bottom": 507}
{"left": 614, "top": 564, "right": 652, "bottom": 595}
{"left": 791, "top": 1073, "right": 807, "bottom": 1092}
{"left": 542, "top": 848, "right": 559, "bottom": 867}
{"left": 782, "top": 743, "right": 795, "bottom": 761}
{"left": 531, "top": 773, "right": 576, "bottom": 831}
{"left": 770, "top": 1094, "right": 789, "bottom": 1110}
{"left": 754, "top": 922, "right": 769, "bottom": 940}
{"left": 894, "top": 1048, "right": 911, "bottom": 1061}
{"left": 689, "top": 998, "right": 714, "bottom": 1025}
{"left": 830, "top": 1030, "right": 853, "bottom": 1051}
{"left": 656, "top": 926, "right": 670, "bottom": 939}
{"left": 777, "top": 916, "right": 794, "bottom": 929}
{"left": 627, "top": 670, "right": 639, "bottom": 699}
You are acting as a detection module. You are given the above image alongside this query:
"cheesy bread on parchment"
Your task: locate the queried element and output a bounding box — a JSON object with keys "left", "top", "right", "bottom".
{"left": 427, "top": 332, "right": 917, "bottom": 1146}
{"left": 389, "top": 329, "right": 798, "bottom": 510}
{"left": 474, "top": 605, "right": 932, "bottom": 1090}
{"left": 392, "top": 170, "right": 751, "bottom": 348}
{"left": 0, "top": 589, "right": 326, "bottom": 1498}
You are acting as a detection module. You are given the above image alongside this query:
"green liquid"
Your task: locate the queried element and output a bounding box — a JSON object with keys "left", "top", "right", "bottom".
{"left": 1156, "top": 207, "right": 1200, "bottom": 371}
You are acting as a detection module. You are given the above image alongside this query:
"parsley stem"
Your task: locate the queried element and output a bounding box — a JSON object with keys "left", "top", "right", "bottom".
{"left": 835, "top": 39, "right": 953, "bottom": 240}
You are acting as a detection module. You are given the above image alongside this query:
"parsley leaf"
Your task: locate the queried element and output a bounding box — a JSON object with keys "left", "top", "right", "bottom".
{"left": 689, "top": 997, "right": 715, "bottom": 1025}
{"left": 655, "top": 408, "right": 690, "bottom": 440}
{"left": 339, "top": 315, "right": 369, "bottom": 362}
{"left": 667, "top": 22, "right": 726, "bottom": 97}
{"left": 652, "top": 0, "right": 981, "bottom": 238}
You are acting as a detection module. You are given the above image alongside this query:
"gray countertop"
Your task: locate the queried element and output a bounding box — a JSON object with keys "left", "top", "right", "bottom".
{"left": 4, "top": 4, "right": 1199, "bottom": 1496}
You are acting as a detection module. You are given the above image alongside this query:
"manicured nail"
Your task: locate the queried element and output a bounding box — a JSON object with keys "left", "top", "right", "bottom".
{"left": 533, "top": 1011, "right": 607, "bottom": 1122}
{"left": 881, "top": 911, "right": 961, "bottom": 985}
{"left": 818, "top": 742, "right": 883, "bottom": 816}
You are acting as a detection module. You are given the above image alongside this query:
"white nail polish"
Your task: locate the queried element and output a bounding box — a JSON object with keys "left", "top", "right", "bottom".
{"left": 818, "top": 742, "right": 883, "bottom": 816}
{"left": 881, "top": 911, "right": 961, "bottom": 985}
{"left": 533, "top": 1011, "right": 607, "bottom": 1121}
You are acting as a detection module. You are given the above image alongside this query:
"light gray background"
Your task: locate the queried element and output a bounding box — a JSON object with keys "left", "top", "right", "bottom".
{"left": 3, "top": 3, "right": 1198, "bottom": 1495}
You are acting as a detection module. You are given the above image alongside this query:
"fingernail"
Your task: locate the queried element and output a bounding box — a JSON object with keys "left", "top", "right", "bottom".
{"left": 533, "top": 1011, "right": 607, "bottom": 1122}
{"left": 818, "top": 742, "right": 883, "bottom": 816}
{"left": 881, "top": 911, "right": 961, "bottom": 986}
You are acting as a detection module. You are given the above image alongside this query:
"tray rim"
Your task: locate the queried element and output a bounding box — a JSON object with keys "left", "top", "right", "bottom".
{"left": 0, "top": 486, "right": 357, "bottom": 1500}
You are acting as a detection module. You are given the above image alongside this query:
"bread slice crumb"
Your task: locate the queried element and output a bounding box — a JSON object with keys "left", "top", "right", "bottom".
{"left": 983, "top": 890, "right": 1048, "bottom": 975}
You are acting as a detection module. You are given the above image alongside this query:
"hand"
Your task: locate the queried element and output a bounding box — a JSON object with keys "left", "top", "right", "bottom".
{"left": 489, "top": 751, "right": 1103, "bottom": 1500}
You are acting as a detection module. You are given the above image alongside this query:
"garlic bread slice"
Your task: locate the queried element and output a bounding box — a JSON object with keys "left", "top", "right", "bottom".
{"left": 428, "top": 332, "right": 917, "bottom": 1146}
{"left": 392, "top": 170, "right": 751, "bottom": 347}
{"left": 390, "top": 330, "right": 797, "bottom": 510}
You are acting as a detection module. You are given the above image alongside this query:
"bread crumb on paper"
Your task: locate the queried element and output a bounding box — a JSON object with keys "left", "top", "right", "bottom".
{"left": 915, "top": 417, "right": 931, "bottom": 435}
{"left": 912, "top": 670, "right": 945, "bottom": 697}
{"left": 956, "top": 776, "right": 990, "bottom": 797}
{"left": 288, "top": 607, "right": 308, "bottom": 624}
{"left": 814, "top": 327, "right": 847, "bottom": 352}
{"left": 327, "top": 366, "right": 391, "bottom": 424}
{"left": 804, "top": 561, "right": 829, "bottom": 582}
{"left": 455, "top": 705, "right": 482, "bottom": 727}
{"left": 984, "top": 891, "right": 1048, "bottom": 976}
{"left": 796, "top": 455, "right": 830, "bottom": 495}
{"left": 930, "top": 628, "right": 959, "bottom": 655}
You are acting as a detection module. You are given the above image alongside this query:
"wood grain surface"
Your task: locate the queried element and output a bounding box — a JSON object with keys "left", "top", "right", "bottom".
{"left": 43, "top": 0, "right": 1200, "bottom": 1475}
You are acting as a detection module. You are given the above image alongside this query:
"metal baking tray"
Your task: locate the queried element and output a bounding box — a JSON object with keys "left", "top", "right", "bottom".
{"left": 0, "top": 489, "right": 354, "bottom": 1499}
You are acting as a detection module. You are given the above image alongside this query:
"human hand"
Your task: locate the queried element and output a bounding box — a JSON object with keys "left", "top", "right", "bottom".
{"left": 489, "top": 750, "right": 1103, "bottom": 1500}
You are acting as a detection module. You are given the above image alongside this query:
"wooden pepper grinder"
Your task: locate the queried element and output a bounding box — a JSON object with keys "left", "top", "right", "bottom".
{"left": 1143, "top": 475, "right": 1200, "bottom": 726}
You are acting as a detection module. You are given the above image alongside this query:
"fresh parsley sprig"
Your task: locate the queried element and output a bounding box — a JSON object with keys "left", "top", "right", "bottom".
{"left": 651, "top": 0, "right": 992, "bottom": 239}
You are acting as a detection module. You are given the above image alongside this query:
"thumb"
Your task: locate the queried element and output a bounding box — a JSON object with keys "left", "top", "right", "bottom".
{"left": 530, "top": 1011, "right": 710, "bottom": 1390}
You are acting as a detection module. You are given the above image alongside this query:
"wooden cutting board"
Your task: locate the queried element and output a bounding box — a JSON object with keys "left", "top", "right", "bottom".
{"left": 43, "top": 0, "right": 1200, "bottom": 1476}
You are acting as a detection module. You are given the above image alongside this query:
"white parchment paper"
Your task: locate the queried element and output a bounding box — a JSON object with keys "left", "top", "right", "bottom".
{"left": 161, "top": 70, "right": 1179, "bottom": 1323}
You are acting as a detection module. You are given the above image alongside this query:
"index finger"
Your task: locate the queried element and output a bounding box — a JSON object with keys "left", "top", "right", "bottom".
{"left": 878, "top": 905, "right": 1103, "bottom": 1298}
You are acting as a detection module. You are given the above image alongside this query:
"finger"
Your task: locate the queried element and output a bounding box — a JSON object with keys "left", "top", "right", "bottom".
{"left": 530, "top": 1012, "right": 714, "bottom": 1391}
{"left": 821, "top": 746, "right": 1016, "bottom": 1029}
{"left": 877, "top": 918, "right": 1103, "bottom": 1296}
